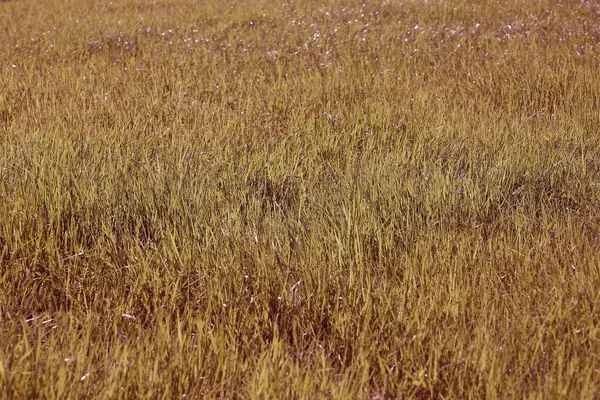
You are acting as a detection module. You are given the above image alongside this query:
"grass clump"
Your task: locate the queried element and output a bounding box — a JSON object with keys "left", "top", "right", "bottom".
{"left": 1, "top": 0, "right": 600, "bottom": 398}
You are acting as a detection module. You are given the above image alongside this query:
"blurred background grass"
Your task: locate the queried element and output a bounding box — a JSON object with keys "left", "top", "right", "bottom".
{"left": 1, "top": 0, "right": 599, "bottom": 398}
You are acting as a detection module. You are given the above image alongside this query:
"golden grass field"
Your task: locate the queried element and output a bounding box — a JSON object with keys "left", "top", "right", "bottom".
{"left": 1, "top": 0, "right": 600, "bottom": 398}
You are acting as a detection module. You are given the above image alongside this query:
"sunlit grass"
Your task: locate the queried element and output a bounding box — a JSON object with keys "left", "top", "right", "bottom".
{"left": 1, "top": 0, "right": 599, "bottom": 398}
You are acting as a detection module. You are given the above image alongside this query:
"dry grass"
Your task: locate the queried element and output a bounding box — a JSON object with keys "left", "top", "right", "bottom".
{"left": 1, "top": 0, "right": 600, "bottom": 398}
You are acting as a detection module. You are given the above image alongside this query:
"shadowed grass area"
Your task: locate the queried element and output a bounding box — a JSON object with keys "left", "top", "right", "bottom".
{"left": 1, "top": 0, "right": 600, "bottom": 398}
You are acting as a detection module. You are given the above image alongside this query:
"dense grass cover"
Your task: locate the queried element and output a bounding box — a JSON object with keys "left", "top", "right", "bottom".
{"left": 1, "top": 0, "right": 600, "bottom": 398}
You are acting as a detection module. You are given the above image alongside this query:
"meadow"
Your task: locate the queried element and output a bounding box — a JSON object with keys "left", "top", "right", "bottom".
{"left": 1, "top": 0, "right": 600, "bottom": 398}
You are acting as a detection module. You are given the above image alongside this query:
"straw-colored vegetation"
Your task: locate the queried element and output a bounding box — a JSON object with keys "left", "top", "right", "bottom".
{"left": 1, "top": 0, "right": 599, "bottom": 398}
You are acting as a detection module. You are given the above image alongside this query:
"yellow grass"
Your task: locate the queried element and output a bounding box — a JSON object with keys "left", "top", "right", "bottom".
{"left": 1, "top": 0, "right": 599, "bottom": 398}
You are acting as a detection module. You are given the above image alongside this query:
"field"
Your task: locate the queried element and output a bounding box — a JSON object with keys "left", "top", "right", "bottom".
{"left": 1, "top": 0, "right": 600, "bottom": 398}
